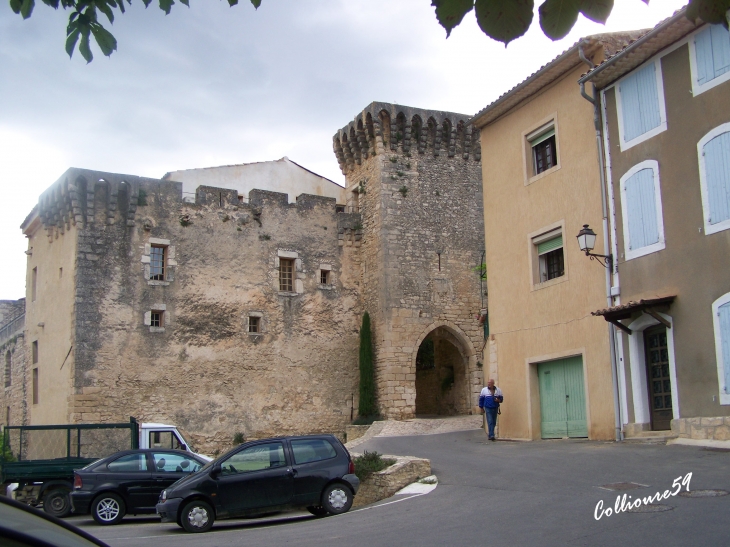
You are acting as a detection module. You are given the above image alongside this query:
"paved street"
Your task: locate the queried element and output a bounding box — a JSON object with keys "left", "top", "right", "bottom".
{"left": 70, "top": 429, "right": 730, "bottom": 547}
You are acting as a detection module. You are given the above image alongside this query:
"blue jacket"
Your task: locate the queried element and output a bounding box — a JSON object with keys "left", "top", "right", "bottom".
{"left": 479, "top": 386, "right": 503, "bottom": 409}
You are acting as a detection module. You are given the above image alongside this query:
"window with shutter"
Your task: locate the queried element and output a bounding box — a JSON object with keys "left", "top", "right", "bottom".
{"left": 620, "top": 161, "right": 665, "bottom": 260}
{"left": 698, "top": 124, "right": 730, "bottom": 235}
{"left": 692, "top": 24, "right": 730, "bottom": 94}
{"left": 532, "top": 230, "right": 565, "bottom": 284}
{"left": 712, "top": 294, "right": 730, "bottom": 404}
{"left": 616, "top": 60, "right": 666, "bottom": 149}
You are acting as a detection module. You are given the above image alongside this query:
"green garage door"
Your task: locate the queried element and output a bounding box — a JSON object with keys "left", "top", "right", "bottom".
{"left": 538, "top": 356, "right": 588, "bottom": 439}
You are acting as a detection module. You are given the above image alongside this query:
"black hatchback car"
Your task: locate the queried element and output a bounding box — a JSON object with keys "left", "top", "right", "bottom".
{"left": 156, "top": 434, "right": 359, "bottom": 533}
{"left": 70, "top": 449, "right": 208, "bottom": 525}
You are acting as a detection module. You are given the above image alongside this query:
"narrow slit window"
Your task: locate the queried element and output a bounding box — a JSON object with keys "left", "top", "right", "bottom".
{"left": 280, "top": 259, "right": 294, "bottom": 292}
{"left": 32, "top": 341, "right": 38, "bottom": 364}
{"left": 32, "top": 368, "right": 39, "bottom": 404}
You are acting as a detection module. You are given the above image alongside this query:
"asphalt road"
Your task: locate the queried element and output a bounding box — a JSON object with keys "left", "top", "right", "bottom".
{"left": 69, "top": 430, "right": 730, "bottom": 547}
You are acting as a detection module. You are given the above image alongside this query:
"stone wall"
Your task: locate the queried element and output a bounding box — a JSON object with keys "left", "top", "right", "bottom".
{"left": 351, "top": 454, "right": 431, "bottom": 507}
{"left": 334, "top": 103, "right": 486, "bottom": 420}
{"left": 1, "top": 331, "right": 28, "bottom": 427}
{"left": 27, "top": 169, "right": 363, "bottom": 453}
{"left": 671, "top": 417, "right": 730, "bottom": 441}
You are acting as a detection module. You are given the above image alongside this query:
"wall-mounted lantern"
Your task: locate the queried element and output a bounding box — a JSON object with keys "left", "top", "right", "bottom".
{"left": 576, "top": 224, "right": 612, "bottom": 269}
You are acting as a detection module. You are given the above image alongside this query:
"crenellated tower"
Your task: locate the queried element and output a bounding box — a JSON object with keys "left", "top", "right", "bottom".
{"left": 334, "top": 102, "right": 486, "bottom": 420}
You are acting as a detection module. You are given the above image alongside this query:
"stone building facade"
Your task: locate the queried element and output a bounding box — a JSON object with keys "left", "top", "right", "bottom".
{"left": 12, "top": 102, "right": 485, "bottom": 451}
{"left": 334, "top": 102, "right": 485, "bottom": 420}
{"left": 0, "top": 299, "right": 27, "bottom": 427}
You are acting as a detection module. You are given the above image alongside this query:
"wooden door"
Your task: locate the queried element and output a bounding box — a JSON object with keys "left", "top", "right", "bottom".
{"left": 538, "top": 357, "right": 588, "bottom": 439}
{"left": 644, "top": 326, "right": 672, "bottom": 430}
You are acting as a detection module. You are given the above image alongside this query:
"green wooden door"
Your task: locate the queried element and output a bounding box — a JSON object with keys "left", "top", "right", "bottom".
{"left": 538, "top": 357, "right": 588, "bottom": 439}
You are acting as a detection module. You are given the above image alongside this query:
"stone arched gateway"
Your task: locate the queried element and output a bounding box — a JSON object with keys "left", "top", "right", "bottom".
{"left": 412, "top": 322, "right": 478, "bottom": 416}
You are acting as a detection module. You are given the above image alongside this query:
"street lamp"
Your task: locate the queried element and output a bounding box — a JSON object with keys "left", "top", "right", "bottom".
{"left": 576, "top": 224, "right": 612, "bottom": 268}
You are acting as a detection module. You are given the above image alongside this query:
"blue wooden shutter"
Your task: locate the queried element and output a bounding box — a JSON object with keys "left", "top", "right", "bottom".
{"left": 619, "top": 63, "right": 662, "bottom": 142}
{"left": 624, "top": 168, "right": 660, "bottom": 250}
{"left": 704, "top": 131, "right": 730, "bottom": 225}
{"left": 719, "top": 302, "right": 730, "bottom": 394}
{"left": 695, "top": 25, "right": 730, "bottom": 85}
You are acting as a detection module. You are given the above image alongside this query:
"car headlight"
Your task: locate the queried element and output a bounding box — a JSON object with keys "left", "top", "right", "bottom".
{"left": 160, "top": 490, "right": 167, "bottom": 502}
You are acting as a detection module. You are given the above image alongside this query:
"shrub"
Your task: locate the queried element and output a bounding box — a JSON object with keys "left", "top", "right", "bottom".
{"left": 353, "top": 451, "right": 396, "bottom": 482}
{"left": 358, "top": 312, "right": 376, "bottom": 418}
{"left": 232, "top": 432, "right": 245, "bottom": 445}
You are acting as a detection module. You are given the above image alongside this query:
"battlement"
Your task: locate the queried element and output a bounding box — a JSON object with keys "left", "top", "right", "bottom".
{"left": 333, "top": 102, "right": 481, "bottom": 175}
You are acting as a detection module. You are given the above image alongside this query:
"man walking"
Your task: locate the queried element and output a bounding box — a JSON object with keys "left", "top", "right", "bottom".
{"left": 479, "top": 379, "right": 503, "bottom": 441}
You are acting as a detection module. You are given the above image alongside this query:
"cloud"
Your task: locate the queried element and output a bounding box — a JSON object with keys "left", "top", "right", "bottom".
{"left": 0, "top": 0, "right": 688, "bottom": 298}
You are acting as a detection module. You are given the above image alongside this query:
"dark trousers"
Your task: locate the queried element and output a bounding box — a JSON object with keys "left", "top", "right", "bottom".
{"left": 485, "top": 407, "right": 498, "bottom": 438}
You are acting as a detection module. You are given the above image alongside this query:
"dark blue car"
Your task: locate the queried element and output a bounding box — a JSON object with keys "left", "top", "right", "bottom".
{"left": 156, "top": 434, "right": 359, "bottom": 533}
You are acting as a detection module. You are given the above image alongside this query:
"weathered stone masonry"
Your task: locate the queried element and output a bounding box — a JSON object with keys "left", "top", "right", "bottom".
{"left": 334, "top": 102, "right": 486, "bottom": 419}
{"left": 15, "top": 101, "right": 486, "bottom": 448}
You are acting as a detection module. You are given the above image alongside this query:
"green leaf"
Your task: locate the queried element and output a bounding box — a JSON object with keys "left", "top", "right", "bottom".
{"left": 65, "top": 27, "right": 80, "bottom": 57}
{"left": 79, "top": 29, "right": 93, "bottom": 62}
{"left": 90, "top": 22, "right": 117, "bottom": 56}
{"left": 20, "top": 0, "right": 35, "bottom": 19}
{"left": 95, "top": 0, "right": 115, "bottom": 23}
{"left": 250, "top": 0, "right": 260, "bottom": 7}
{"left": 141, "top": 0, "right": 152, "bottom": 7}
{"left": 539, "top": 0, "right": 580, "bottom": 40}
{"left": 179, "top": 0, "right": 189, "bottom": 5}
{"left": 9, "top": 0, "right": 23, "bottom": 14}
{"left": 228, "top": 0, "right": 239, "bottom": 5}
{"left": 686, "top": 0, "right": 730, "bottom": 27}
{"left": 579, "top": 0, "right": 613, "bottom": 24}
{"left": 40, "top": 0, "right": 60, "bottom": 8}
{"left": 474, "top": 0, "right": 534, "bottom": 46}
{"left": 432, "top": 0, "right": 475, "bottom": 37}
{"left": 158, "top": 0, "right": 173, "bottom": 14}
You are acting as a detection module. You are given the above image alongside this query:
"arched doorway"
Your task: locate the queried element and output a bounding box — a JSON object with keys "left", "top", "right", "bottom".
{"left": 415, "top": 326, "right": 471, "bottom": 416}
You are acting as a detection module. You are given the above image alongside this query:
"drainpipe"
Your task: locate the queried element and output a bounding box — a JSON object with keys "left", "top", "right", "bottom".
{"left": 579, "top": 41, "right": 623, "bottom": 442}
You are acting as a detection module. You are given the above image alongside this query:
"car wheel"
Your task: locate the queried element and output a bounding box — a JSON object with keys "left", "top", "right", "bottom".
{"left": 180, "top": 500, "right": 215, "bottom": 533}
{"left": 43, "top": 488, "right": 72, "bottom": 518}
{"left": 92, "top": 493, "right": 126, "bottom": 525}
{"left": 321, "top": 483, "right": 353, "bottom": 515}
{"left": 307, "top": 505, "right": 329, "bottom": 517}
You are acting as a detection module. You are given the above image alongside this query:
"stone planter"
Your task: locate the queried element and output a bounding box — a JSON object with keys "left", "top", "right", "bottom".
{"left": 352, "top": 454, "right": 431, "bottom": 508}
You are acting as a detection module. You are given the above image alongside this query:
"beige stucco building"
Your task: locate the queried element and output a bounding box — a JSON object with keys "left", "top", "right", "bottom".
{"left": 473, "top": 34, "right": 640, "bottom": 441}
{"left": 581, "top": 10, "right": 730, "bottom": 441}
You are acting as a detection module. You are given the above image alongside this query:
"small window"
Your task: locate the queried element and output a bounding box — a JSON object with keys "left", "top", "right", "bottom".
{"left": 335, "top": 205, "right": 345, "bottom": 213}
{"left": 32, "top": 368, "right": 38, "bottom": 404}
{"left": 107, "top": 453, "right": 147, "bottom": 473}
{"left": 537, "top": 235, "right": 564, "bottom": 282}
{"left": 698, "top": 124, "right": 730, "bottom": 235}
{"left": 4, "top": 351, "right": 11, "bottom": 388}
{"left": 248, "top": 316, "right": 260, "bottom": 333}
{"left": 290, "top": 439, "right": 337, "bottom": 465}
{"left": 59, "top": 267, "right": 63, "bottom": 279}
{"left": 32, "top": 341, "right": 38, "bottom": 364}
{"left": 531, "top": 129, "right": 557, "bottom": 175}
{"left": 320, "top": 269, "right": 330, "bottom": 285}
{"left": 279, "top": 258, "right": 294, "bottom": 292}
{"left": 616, "top": 60, "right": 666, "bottom": 149}
{"left": 150, "top": 245, "right": 166, "bottom": 281}
{"left": 692, "top": 24, "right": 730, "bottom": 94}
{"left": 620, "top": 160, "right": 665, "bottom": 260}
{"left": 221, "top": 442, "right": 286, "bottom": 475}
{"left": 150, "top": 311, "right": 164, "bottom": 328}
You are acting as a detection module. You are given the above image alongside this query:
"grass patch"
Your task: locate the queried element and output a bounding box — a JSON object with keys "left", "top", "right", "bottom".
{"left": 353, "top": 451, "right": 396, "bottom": 482}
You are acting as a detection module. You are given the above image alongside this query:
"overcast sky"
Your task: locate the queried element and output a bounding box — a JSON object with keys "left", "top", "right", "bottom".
{"left": 0, "top": 0, "right": 688, "bottom": 300}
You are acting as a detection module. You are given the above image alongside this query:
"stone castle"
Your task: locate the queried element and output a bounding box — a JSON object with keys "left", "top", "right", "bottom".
{"left": 1, "top": 102, "right": 485, "bottom": 452}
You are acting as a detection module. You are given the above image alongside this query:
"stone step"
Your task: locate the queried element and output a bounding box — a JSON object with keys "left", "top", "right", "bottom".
{"left": 623, "top": 432, "right": 678, "bottom": 444}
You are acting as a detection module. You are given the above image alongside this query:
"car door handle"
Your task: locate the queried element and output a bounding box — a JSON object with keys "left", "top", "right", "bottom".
{"left": 287, "top": 468, "right": 297, "bottom": 476}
